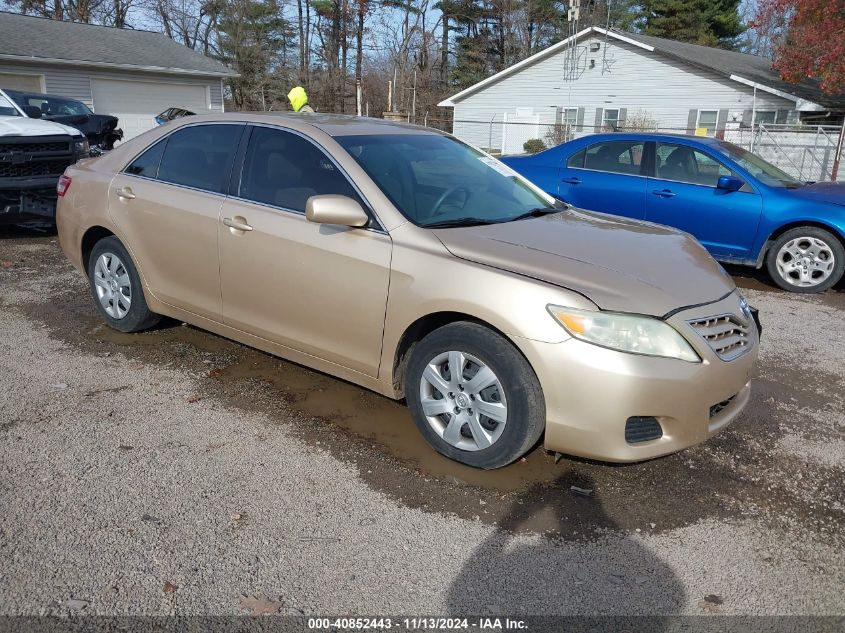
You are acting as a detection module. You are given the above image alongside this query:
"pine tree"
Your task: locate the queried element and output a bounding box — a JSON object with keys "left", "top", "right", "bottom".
{"left": 640, "top": 0, "right": 746, "bottom": 49}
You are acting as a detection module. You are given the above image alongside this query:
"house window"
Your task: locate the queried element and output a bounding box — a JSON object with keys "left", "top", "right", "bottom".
{"left": 563, "top": 107, "right": 578, "bottom": 126}
{"left": 696, "top": 110, "right": 719, "bottom": 134}
{"left": 603, "top": 108, "right": 620, "bottom": 131}
{"left": 754, "top": 110, "right": 777, "bottom": 125}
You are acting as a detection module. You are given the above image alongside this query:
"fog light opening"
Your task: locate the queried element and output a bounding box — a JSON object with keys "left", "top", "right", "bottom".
{"left": 625, "top": 416, "right": 663, "bottom": 444}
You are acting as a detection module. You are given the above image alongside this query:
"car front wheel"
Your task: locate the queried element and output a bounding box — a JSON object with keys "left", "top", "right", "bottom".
{"left": 766, "top": 227, "right": 844, "bottom": 293}
{"left": 406, "top": 322, "right": 545, "bottom": 469}
{"left": 88, "top": 236, "right": 160, "bottom": 332}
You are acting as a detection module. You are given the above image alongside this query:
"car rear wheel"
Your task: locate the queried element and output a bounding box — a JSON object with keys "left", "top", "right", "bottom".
{"left": 406, "top": 322, "right": 545, "bottom": 469}
{"left": 88, "top": 236, "right": 160, "bottom": 332}
{"left": 765, "top": 227, "right": 844, "bottom": 293}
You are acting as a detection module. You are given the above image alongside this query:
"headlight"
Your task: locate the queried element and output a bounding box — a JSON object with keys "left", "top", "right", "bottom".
{"left": 547, "top": 305, "right": 700, "bottom": 362}
{"left": 74, "top": 138, "right": 90, "bottom": 156}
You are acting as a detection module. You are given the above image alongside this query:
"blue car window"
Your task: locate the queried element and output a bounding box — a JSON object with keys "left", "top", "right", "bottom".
{"left": 566, "top": 149, "right": 586, "bottom": 168}
{"left": 582, "top": 141, "right": 645, "bottom": 175}
{"left": 655, "top": 143, "right": 731, "bottom": 187}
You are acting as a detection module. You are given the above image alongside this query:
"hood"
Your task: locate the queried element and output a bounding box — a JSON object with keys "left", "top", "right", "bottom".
{"left": 785, "top": 181, "right": 845, "bottom": 207}
{"left": 433, "top": 208, "right": 736, "bottom": 317}
{"left": 0, "top": 115, "right": 82, "bottom": 138}
{"left": 47, "top": 113, "right": 119, "bottom": 136}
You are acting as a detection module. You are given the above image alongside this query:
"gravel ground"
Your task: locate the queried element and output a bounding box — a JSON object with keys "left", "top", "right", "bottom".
{"left": 0, "top": 229, "right": 843, "bottom": 619}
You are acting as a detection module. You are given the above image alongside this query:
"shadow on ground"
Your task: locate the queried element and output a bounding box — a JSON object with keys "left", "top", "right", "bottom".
{"left": 445, "top": 473, "right": 685, "bottom": 619}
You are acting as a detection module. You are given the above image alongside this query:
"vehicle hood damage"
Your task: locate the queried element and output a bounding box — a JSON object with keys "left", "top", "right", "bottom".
{"left": 433, "top": 208, "right": 736, "bottom": 317}
{"left": 44, "top": 113, "right": 123, "bottom": 151}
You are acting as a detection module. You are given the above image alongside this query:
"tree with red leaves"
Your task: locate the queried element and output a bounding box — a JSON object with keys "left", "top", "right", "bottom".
{"left": 752, "top": 0, "right": 845, "bottom": 96}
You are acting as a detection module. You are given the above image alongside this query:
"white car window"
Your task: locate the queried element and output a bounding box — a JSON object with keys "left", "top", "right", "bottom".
{"left": 0, "top": 93, "right": 21, "bottom": 117}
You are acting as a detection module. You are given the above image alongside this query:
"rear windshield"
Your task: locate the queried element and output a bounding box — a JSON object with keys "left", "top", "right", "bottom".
{"left": 12, "top": 94, "right": 92, "bottom": 117}
{"left": 335, "top": 133, "right": 554, "bottom": 227}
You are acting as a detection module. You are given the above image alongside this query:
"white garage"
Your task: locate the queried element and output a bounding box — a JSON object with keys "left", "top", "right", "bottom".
{"left": 92, "top": 79, "right": 211, "bottom": 140}
{"left": 0, "top": 12, "right": 236, "bottom": 141}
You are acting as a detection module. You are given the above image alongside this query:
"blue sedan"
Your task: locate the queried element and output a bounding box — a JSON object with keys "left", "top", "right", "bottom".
{"left": 500, "top": 133, "right": 845, "bottom": 293}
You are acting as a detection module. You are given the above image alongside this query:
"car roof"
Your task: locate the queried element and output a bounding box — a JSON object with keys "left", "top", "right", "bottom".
{"left": 568, "top": 132, "right": 724, "bottom": 147}
{"left": 3, "top": 88, "right": 83, "bottom": 102}
{"left": 179, "top": 112, "right": 444, "bottom": 138}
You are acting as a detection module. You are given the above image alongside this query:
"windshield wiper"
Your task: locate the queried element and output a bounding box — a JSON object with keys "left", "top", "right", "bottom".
{"left": 509, "top": 206, "right": 565, "bottom": 222}
{"left": 424, "top": 217, "right": 495, "bottom": 228}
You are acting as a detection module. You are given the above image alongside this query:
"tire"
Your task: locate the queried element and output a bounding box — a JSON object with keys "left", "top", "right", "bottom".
{"left": 87, "top": 236, "right": 160, "bottom": 332}
{"left": 765, "top": 226, "right": 845, "bottom": 293}
{"left": 406, "top": 322, "right": 545, "bottom": 469}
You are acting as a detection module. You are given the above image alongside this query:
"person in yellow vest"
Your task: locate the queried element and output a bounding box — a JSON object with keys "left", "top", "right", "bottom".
{"left": 287, "top": 86, "right": 314, "bottom": 113}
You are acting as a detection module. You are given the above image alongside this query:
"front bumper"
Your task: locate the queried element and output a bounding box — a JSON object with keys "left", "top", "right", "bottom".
{"left": 516, "top": 291, "right": 759, "bottom": 462}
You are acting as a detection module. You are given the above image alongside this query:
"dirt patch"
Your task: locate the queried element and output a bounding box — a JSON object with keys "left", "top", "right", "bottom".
{"left": 4, "top": 231, "right": 844, "bottom": 542}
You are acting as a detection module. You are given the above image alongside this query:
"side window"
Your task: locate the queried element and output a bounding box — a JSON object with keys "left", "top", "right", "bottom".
{"left": 566, "top": 149, "right": 585, "bottom": 168}
{"left": 157, "top": 124, "right": 242, "bottom": 193}
{"left": 655, "top": 143, "right": 732, "bottom": 186}
{"left": 583, "top": 141, "right": 644, "bottom": 175}
{"left": 238, "top": 126, "right": 362, "bottom": 213}
{"left": 125, "top": 139, "right": 166, "bottom": 178}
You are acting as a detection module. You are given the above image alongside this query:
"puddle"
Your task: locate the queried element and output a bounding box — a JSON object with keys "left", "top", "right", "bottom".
{"left": 93, "top": 318, "right": 560, "bottom": 491}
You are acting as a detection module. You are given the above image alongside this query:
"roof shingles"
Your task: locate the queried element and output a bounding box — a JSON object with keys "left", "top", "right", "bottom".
{"left": 0, "top": 11, "right": 236, "bottom": 76}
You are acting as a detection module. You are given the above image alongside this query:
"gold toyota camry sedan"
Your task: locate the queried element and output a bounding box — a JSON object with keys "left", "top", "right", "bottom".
{"left": 56, "top": 113, "right": 759, "bottom": 469}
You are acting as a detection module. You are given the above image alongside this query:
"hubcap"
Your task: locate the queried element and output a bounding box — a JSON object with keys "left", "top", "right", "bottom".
{"left": 419, "top": 350, "right": 508, "bottom": 452}
{"left": 93, "top": 252, "right": 132, "bottom": 319}
{"left": 776, "top": 237, "right": 835, "bottom": 287}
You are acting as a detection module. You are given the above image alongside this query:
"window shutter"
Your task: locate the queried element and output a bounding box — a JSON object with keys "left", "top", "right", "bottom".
{"left": 686, "top": 109, "right": 698, "bottom": 134}
{"left": 576, "top": 106, "right": 585, "bottom": 132}
{"left": 741, "top": 109, "right": 753, "bottom": 128}
{"left": 594, "top": 107, "right": 603, "bottom": 132}
{"left": 776, "top": 109, "right": 789, "bottom": 124}
{"left": 716, "top": 109, "right": 729, "bottom": 130}
{"left": 618, "top": 108, "right": 627, "bottom": 129}
{"left": 554, "top": 106, "right": 563, "bottom": 126}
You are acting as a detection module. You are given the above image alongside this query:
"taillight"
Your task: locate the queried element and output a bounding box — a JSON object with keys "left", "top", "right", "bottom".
{"left": 57, "top": 174, "right": 72, "bottom": 197}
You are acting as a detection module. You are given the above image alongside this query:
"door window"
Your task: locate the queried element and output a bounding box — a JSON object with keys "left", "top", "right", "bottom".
{"left": 238, "top": 126, "right": 362, "bottom": 213}
{"left": 582, "top": 141, "right": 644, "bottom": 175}
{"left": 156, "top": 124, "right": 242, "bottom": 193}
{"left": 125, "top": 139, "right": 166, "bottom": 179}
{"left": 655, "top": 143, "right": 731, "bottom": 187}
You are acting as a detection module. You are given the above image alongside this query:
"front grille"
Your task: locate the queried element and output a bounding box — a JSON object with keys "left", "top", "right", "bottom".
{"left": 0, "top": 159, "right": 73, "bottom": 178}
{"left": 687, "top": 314, "right": 751, "bottom": 361}
{"left": 625, "top": 416, "right": 663, "bottom": 443}
{"left": 0, "top": 140, "right": 71, "bottom": 153}
{"left": 710, "top": 395, "right": 736, "bottom": 418}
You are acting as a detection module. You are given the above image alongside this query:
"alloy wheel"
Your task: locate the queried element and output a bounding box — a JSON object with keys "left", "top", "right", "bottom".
{"left": 775, "top": 236, "right": 836, "bottom": 288}
{"left": 418, "top": 350, "right": 508, "bottom": 451}
{"left": 93, "top": 252, "right": 132, "bottom": 319}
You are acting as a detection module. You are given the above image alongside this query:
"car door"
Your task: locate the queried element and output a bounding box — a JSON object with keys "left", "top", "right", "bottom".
{"left": 646, "top": 141, "right": 763, "bottom": 259}
{"left": 108, "top": 123, "right": 244, "bottom": 321}
{"left": 218, "top": 125, "right": 392, "bottom": 377}
{"left": 557, "top": 139, "right": 648, "bottom": 219}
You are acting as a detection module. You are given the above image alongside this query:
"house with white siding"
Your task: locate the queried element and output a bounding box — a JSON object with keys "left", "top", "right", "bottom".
{"left": 0, "top": 11, "right": 237, "bottom": 140}
{"left": 438, "top": 27, "right": 845, "bottom": 155}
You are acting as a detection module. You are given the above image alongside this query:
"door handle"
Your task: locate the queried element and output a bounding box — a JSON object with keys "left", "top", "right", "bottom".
{"left": 115, "top": 186, "right": 135, "bottom": 200}
{"left": 652, "top": 189, "right": 676, "bottom": 198}
{"left": 560, "top": 177, "right": 582, "bottom": 184}
{"left": 222, "top": 216, "right": 253, "bottom": 232}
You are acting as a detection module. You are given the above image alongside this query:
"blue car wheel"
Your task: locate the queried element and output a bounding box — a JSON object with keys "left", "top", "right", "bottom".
{"left": 765, "top": 226, "right": 845, "bottom": 293}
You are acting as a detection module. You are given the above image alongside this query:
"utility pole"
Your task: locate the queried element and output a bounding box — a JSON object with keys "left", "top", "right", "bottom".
{"left": 832, "top": 117, "right": 845, "bottom": 181}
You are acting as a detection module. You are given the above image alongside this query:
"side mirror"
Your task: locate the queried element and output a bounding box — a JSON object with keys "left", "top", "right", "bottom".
{"left": 717, "top": 175, "right": 744, "bottom": 192}
{"left": 305, "top": 194, "right": 369, "bottom": 228}
{"left": 22, "top": 105, "right": 42, "bottom": 119}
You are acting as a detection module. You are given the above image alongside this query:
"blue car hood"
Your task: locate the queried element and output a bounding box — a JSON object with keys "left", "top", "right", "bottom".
{"left": 785, "top": 182, "right": 845, "bottom": 207}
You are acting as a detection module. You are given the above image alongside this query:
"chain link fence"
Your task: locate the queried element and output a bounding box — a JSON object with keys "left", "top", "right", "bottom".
{"left": 421, "top": 117, "right": 845, "bottom": 183}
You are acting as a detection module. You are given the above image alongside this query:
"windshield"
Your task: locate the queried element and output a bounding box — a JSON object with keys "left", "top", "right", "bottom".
{"left": 335, "top": 133, "right": 557, "bottom": 227}
{"left": 0, "top": 93, "right": 20, "bottom": 117}
{"left": 12, "top": 94, "right": 92, "bottom": 117}
{"left": 717, "top": 141, "right": 802, "bottom": 188}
